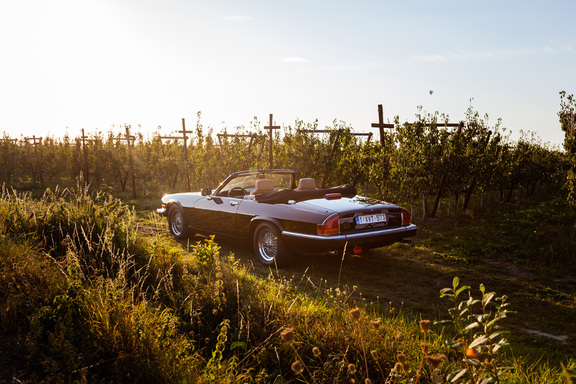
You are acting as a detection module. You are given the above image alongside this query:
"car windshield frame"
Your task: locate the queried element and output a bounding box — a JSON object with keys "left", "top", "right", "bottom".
{"left": 213, "top": 170, "right": 296, "bottom": 196}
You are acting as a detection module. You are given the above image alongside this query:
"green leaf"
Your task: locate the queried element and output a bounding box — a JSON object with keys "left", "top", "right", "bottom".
{"left": 464, "top": 322, "right": 481, "bottom": 331}
{"left": 452, "top": 276, "right": 460, "bottom": 290}
{"left": 468, "top": 334, "right": 488, "bottom": 349}
{"left": 447, "top": 368, "right": 468, "bottom": 382}
{"left": 231, "top": 341, "right": 246, "bottom": 350}
{"left": 479, "top": 376, "right": 497, "bottom": 384}
{"left": 456, "top": 285, "right": 470, "bottom": 296}
{"left": 482, "top": 292, "right": 495, "bottom": 307}
{"left": 465, "top": 358, "right": 482, "bottom": 367}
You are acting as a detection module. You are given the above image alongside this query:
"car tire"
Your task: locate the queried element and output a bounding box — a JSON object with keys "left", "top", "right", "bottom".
{"left": 168, "top": 204, "right": 191, "bottom": 239}
{"left": 253, "top": 222, "right": 291, "bottom": 267}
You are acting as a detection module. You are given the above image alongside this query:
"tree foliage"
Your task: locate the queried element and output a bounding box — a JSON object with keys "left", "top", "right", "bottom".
{"left": 560, "top": 91, "right": 576, "bottom": 208}
{"left": 0, "top": 106, "right": 568, "bottom": 218}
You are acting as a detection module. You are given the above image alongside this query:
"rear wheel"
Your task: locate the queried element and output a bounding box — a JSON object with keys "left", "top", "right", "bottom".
{"left": 168, "top": 205, "right": 191, "bottom": 239}
{"left": 253, "top": 222, "right": 291, "bottom": 267}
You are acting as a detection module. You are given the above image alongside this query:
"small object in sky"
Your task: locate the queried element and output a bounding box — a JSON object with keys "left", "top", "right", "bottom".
{"left": 429, "top": 90, "right": 433, "bottom": 95}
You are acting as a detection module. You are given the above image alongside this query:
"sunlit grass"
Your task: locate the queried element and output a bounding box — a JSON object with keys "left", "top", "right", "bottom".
{"left": 0, "top": 186, "right": 574, "bottom": 382}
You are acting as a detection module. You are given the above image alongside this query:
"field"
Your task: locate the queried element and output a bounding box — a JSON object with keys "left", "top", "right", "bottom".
{"left": 1, "top": 107, "right": 575, "bottom": 382}
{"left": 0, "top": 183, "right": 575, "bottom": 382}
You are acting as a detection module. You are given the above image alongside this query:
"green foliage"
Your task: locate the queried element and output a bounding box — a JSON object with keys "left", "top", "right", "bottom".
{"left": 559, "top": 91, "right": 576, "bottom": 209}
{"left": 0, "top": 105, "right": 569, "bottom": 222}
{"left": 438, "top": 277, "right": 513, "bottom": 383}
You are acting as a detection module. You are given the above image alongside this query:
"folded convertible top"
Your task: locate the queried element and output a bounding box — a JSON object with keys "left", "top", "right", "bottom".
{"left": 255, "top": 184, "right": 357, "bottom": 204}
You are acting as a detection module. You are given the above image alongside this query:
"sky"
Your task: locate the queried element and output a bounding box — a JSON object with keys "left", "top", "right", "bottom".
{"left": 1, "top": 0, "right": 575, "bottom": 146}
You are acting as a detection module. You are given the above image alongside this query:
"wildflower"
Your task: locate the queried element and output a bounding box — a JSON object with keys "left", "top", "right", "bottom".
{"left": 421, "top": 342, "right": 429, "bottom": 354}
{"left": 419, "top": 319, "right": 432, "bottom": 333}
{"left": 425, "top": 354, "right": 446, "bottom": 369}
{"left": 370, "top": 319, "right": 381, "bottom": 330}
{"left": 347, "top": 363, "right": 357, "bottom": 374}
{"left": 280, "top": 327, "right": 295, "bottom": 344}
{"left": 466, "top": 348, "right": 479, "bottom": 358}
{"left": 396, "top": 353, "right": 407, "bottom": 364}
{"left": 312, "top": 346, "right": 321, "bottom": 358}
{"left": 365, "top": 379, "right": 372, "bottom": 384}
{"left": 394, "top": 361, "right": 411, "bottom": 374}
{"left": 349, "top": 307, "right": 361, "bottom": 321}
{"left": 291, "top": 360, "right": 304, "bottom": 375}
{"left": 395, "top": 354, "right": 411, "bottom": 374}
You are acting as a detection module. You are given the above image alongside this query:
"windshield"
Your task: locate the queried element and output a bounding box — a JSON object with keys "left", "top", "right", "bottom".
{"left": 217, "top": 171, "right": 294, "bottom": 195}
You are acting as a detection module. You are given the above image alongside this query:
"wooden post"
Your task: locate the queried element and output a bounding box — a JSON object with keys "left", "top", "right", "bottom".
{"left": 24, "top": 136, "right": 43, "bottom": 185}
{"left": 370, "top": 104, "right": 395, "bottom": 146}
{"left": 160, "top": 118, "right": 194, "bottom": 191}
{"left": 81, "top": 129, "right": 91, "bottom": 184}
{"left": 125, "top": 126, "right": 137, "bottom": 198}
{"left": 264, "top": 114, "right": 280, "bottom": 169}
{"left": 177, "top": 118, "right": 192, "bottom": 191}
{"left": 115, "top": 125, "right": 138, "bottom": 198}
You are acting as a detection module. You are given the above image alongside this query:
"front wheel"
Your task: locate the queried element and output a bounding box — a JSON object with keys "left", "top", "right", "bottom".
{"left": 168, "top": 205, "right": 191, "bottom": 239}
{"left": 253, "top": 222, "right": 291, "bottom": 267}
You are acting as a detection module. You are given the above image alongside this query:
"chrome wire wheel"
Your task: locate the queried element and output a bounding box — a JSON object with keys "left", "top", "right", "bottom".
{"left": 253, "top": 222, "right": 291, "bottom": 266}
{"left": 257, "top": 227, "right": 277, "bottom": 264}
{"left": 169, "top": 205, "right": 189, "bottom": 239}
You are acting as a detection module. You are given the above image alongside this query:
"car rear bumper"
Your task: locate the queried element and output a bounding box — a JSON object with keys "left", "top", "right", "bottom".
{"left": 281, "top": 224, "right": 417, "bottom": 255}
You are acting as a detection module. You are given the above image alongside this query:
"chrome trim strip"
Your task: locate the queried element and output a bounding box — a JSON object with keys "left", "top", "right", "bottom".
{"left": 282, "top": 224, "right": 417, "bottom": 241}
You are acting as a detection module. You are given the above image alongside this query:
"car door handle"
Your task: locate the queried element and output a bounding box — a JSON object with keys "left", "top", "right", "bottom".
{"left": 230, "top": 201, "right": 239, "bottom": 206}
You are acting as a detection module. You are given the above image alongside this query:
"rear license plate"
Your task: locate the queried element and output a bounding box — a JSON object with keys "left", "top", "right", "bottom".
{"left": 356, "top": 213, "right": 386, "bottom": 225}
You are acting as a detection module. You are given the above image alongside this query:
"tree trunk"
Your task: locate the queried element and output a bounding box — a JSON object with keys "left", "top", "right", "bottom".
{"left": 462, "top": 179, "right": 477, "bottom": 211}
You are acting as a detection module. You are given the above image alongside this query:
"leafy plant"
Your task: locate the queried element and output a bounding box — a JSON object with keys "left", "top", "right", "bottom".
{"left": 438, "top": 277, "right": 514, "bottom": 383}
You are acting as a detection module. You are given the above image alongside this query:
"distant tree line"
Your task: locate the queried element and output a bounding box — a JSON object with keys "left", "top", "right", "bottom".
{"left": 0, "top": 105, "right": 568, "bottom": 218}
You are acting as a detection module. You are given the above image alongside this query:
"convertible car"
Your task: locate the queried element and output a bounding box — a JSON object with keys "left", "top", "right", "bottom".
{"left": 157, "top": 169, "right": 416, "bottom": 266}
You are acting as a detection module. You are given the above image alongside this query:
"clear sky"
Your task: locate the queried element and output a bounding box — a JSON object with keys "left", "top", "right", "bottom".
{"left": 1, "top": 0, "right": 574, "bottom": 146}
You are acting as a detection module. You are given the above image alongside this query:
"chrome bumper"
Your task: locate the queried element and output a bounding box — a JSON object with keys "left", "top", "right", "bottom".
{"left": 282, "top": 224, "right": 417, "bottom": 242}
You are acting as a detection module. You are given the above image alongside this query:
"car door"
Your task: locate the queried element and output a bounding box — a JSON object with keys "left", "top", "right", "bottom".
{"left": 191, "top": 195, "right": 243, "bottom": 237}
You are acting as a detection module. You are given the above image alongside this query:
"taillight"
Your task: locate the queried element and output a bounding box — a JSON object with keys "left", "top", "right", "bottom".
{"left": 400, "top": 208, "right": 411, "bottom": 225}
{"left": 317, "top": 213, "right": 340, "bottom": 235}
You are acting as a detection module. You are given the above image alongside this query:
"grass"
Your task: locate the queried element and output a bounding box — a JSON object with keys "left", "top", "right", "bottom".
{"left": 0, "top": 185, "right": 575, "bottom": 382}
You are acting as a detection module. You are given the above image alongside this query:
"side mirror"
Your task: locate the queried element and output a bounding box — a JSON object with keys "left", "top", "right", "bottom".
{"left": 201, "top": 188, "right": 212, "bottom": 196}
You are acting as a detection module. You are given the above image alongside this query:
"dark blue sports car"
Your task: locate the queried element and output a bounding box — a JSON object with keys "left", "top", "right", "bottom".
{"left": 158, "top": 169, "right": 416, "bottom": 266}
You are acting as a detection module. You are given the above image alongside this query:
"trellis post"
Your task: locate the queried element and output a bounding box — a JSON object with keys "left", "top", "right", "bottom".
{"left": 370, "top": 104, "right": 395, "bottom": 146}
{"left": 116, "top": 125, "right": 137, "bottom": 198}
{"left": 80, "top": 129, "right": 91, "bottom": 184}
{"left": 159, "top": 118, "right": 194, "bottom": 191}
{"left": 264, "top": 114, "right": 280, "bottom": 169}
{"left": 24, "top": 135, "right": 43, "bottom": 185}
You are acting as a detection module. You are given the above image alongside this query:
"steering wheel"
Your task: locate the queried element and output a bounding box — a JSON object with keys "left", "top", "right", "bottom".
{"left": 228, "top": 187, "right": 248, "bottom": 197}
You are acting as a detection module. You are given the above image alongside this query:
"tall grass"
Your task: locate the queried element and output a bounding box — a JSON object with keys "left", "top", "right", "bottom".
{"left": 0, "top": 185, "right": 574, "bottom": 383}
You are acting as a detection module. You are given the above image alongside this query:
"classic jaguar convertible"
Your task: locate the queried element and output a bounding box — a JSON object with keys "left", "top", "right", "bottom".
{"left": 157, "top": 169, "right": 416, "bottom": 266}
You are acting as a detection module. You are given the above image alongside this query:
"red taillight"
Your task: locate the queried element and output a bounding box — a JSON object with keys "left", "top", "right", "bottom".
{"left": 324, "top": 193, "right": 342, "bottom": 200}
{"left": 353, "top": 245, "right": 363, "bottom": 255}
{"left": 400, "top": 207, "right": 411, "bottom": 225}
{"left": 317, "top": 213, "right": 340, "bottom": 235}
